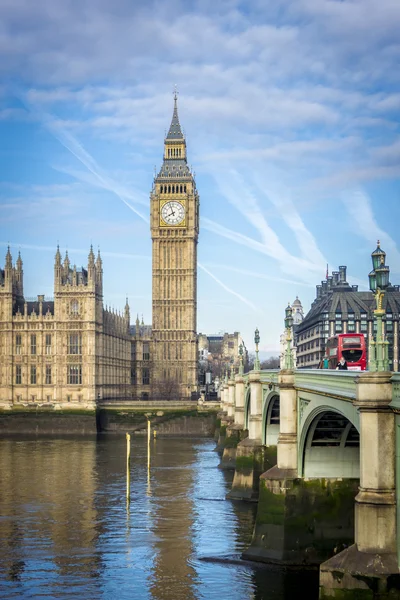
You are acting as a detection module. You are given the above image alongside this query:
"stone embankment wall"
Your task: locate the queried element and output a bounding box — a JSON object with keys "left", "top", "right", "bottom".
{"left": 0, "top": 410, "right": 97, "bottom": 434}
{"left": 97, "top": 408, "right": 217, "bottom": 436}
{"left": 0, "top": 404, "right": 219, "bottom": 436}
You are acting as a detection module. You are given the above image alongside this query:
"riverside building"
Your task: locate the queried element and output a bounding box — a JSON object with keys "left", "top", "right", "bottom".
{"left": 0, "top": 95, "right": 204, "bottom": 407}
{"left": 295, "top": 259, "right": 400, "bottom": 370}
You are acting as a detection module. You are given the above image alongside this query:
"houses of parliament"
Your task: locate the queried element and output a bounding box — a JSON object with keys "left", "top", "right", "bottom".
{"left": 0, "top": 95, "right": 200, "bottom": 408}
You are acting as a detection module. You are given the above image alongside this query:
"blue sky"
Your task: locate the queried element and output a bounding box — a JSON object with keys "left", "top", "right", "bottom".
{"left": 1, "top": 0, "right": 400, "bottom": 354}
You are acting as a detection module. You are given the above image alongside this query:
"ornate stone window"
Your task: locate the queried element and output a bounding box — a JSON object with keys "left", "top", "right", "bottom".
{"left": 67, "top": 365, "right": 82, "bottom": 385}
{"left": 68, "top": 333, "right": 82, "bottom": 355}
{"left": 71, "top": 300, "right": 79, "bottom": 316}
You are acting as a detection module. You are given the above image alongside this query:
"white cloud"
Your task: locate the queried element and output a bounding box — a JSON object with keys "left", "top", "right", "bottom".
{"left": 343, "top": 190, "right": 400, "bottom": 275}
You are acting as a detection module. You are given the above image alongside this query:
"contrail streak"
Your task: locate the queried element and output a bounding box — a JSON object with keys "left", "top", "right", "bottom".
{"left": 198, "top": 262, "right": 259, "bottom": 312}
{"left": 20, "top": 95, "right": 149, "bottom": 223}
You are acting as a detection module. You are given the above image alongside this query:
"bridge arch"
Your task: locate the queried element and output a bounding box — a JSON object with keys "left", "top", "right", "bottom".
{"left": 299, "top": 406, "right": 360, "bottom": 479}
{"left": 262, "top": 392, "right": 280, "bottom": 446}
{"left": 244, "top": 385, "right": 251, "bottom": 430}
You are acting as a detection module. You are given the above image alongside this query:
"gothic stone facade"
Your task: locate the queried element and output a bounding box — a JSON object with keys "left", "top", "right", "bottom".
{"left": 149, "top": 94, "right": 199, "bottom": 399}
{"left": 0, "top": 247, "right": 131, "bottom": 408}
{"left": 0, "top": 98, "right": 202, "bottom": 406}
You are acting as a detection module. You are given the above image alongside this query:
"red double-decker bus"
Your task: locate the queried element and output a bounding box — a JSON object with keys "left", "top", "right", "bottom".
{"left": 324, "top": 333, "right": 367, "bottom": 371}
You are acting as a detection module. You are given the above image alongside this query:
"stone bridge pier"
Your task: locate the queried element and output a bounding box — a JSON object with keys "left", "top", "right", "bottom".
{"left": 222, "top": 367, "right": 400, "bottom": 598}
{"left": 320, "top": 372, "right": 399, "bottom": 599}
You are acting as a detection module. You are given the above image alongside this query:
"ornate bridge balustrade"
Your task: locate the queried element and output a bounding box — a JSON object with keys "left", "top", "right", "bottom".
{"left": 219, "top": 368, "right": 400, "bottom": 599}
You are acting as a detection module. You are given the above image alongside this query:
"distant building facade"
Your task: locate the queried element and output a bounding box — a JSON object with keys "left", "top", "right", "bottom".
{"left": 295, "top": 264, "right": 400, "bottom": 370}
{"left": 198, "top": 331, "right": 248, "bottom": 381}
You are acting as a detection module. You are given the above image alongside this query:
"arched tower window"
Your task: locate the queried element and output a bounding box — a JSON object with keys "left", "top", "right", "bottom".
{"left": 71, "top": 300, "right": 79, "bottom": 315}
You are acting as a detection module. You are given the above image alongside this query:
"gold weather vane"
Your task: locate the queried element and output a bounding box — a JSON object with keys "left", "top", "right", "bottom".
{"left": 173, "top": 84, "right": 179, "bottom": 101}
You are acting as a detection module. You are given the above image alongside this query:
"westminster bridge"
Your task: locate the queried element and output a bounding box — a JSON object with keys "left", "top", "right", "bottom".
{"left": 217, "top": 367, "right": 400, "bottom": 598}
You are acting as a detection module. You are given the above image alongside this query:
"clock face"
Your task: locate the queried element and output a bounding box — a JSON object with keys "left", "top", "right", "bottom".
{"left": 161, "top": 201, "right": 185, "bottom": 226}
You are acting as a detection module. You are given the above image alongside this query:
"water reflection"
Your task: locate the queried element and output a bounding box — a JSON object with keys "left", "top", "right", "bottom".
{"left": 0, "top": 435, "right": 319, "bottom": 599}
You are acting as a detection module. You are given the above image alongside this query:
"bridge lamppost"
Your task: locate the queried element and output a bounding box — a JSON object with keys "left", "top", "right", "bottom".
{"left": 238, "top": 343, "right": 244, "bottom": 375}
{"left": 254, "top": 328, "right": 260, "bottom": 370}
{"left": 230, "top": 357, "right": 235, "bottom": 379}
{"left": 368, "top": 241, "right": 390, "bottom": 372}
{"left": 283, "top": 302, "right": 294, "bottom": 370}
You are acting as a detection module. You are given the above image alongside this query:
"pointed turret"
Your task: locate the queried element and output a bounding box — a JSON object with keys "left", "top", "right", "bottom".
{"left": 4, "top": 246, "right": 13, "bottom": 286}
{"left": 96, "top": 249, "right": 102, "bottom": 269}
{"left": 54, "top": 245, "right": 62, "bottom": 288}
{"left": 166, "top": 90, "right": 184, "bottom": 140}
{"left": 55, "top": 245, "right": 61, "bottom": 265}
{"left": 63, "top": 250, "right": 70, "bottom": 269}
{"left": 95, "top": 249, "right": 103, "bottom": 294}
{"left": 136, "top": 314, "right": 140, "bottom": 339}
{"left": 88, "top": 244, "right": 95, "bottom": 285}
{"left": 15, "top": 251, "right": 23, "bottom": 294}
{"left": 124, "top": 297, "right": 130, "bottom": 327}
{"left": 5, "top": 246, "right": 12, "bottom": 269}
{"left": 88, "top": 244, "right": 95, "bottom": 265}
{"left": 156, "top": 92, "right": 190, "bottom": 179}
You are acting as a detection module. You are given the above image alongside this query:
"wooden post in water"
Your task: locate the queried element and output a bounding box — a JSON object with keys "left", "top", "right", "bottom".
{"left": 126, "top": 432, "right": 131, "bottom": 501}
{"left": 147, "top": 419, "right": 151, "bottom": 470}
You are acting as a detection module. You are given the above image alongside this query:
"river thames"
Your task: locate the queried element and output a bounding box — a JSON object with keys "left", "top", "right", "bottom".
{"left": 0, "top": 435, "right": 319, "bottom": 599}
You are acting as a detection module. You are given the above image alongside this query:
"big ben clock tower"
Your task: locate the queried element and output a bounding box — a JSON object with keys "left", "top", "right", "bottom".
{"left": 150, "top": 93, "right": 199, "bottom": 398}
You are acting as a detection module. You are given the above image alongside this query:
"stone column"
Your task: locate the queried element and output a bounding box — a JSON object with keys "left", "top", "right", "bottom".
{"left": 227, "top": 371, "right": 267, "bottom": 500}
{"left": 227, "top": 379, "right": 235, "bottom": 418}
{"left": 320, "top": 372, "right": 399, "bottom": 598}
{"left": 354, "top": 372, "right": 395, "bottom": 553}
{"left": 220, "top": 383, "right": 227, "bottom": 413}
{"left": 276, "top": 369, "right": 297, "bottom": 476}
{"left": 234, "top": 374, "right": 245, "bottom": 427}
{"left": 248, "top": 371, "right": 262, "bottom": 441}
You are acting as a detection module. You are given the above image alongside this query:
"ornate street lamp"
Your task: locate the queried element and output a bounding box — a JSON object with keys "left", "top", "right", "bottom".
{"left": 230, "top": 357, "right": 235, "bottom": 379}
{"left": 254, "top": 328, "right": 260, "bottom": 370}
{"left": 368, "top": 241, "right": 390, "bottom": 371}
{"left": 283, "top": 302, "right": 294, "bottom": 370}
{"left": 239, "top": 343, "right": 244, "bottom": 376}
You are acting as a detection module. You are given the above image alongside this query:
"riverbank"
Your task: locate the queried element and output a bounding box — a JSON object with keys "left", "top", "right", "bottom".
{"left": 0, "top": 402, "right": 220, "bottom": 435}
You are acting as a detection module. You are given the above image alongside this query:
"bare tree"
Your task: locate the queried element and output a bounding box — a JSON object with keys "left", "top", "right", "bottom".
{"left": 246, "top": 352, "right": 255, "bottom": 372}
{"left": 152, "top": 378, "right": 181, "bottom": 401}
{"left": 260, "top": 356, "right": 280, "bottom": 369}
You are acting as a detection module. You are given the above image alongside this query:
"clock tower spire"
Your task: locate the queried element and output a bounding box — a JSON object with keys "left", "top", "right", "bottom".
{"left": 150, "top": 93, "right": 199, "bottom": 399}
